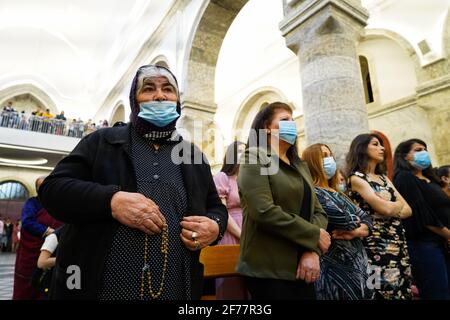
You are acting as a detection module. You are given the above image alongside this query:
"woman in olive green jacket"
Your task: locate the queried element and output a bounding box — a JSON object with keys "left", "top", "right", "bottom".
{"left": 237, "top": 102, "right": 330, "bottom": 300}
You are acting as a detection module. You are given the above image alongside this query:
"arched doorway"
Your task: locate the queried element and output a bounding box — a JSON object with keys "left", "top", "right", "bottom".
{"left": 0, "top": 84, "right": 58, "bottom": 115}
{"left": 182, "top": 0, "right": 250, "bottom": 109}
{"left": 150, "top": 55, "right": 170, "bottom": 69}
{"left": 0, "top": 180, "right": 29, "bottom": 221}
{"left": 110, "top": 103, "right": 125, "bottom": 126}
{"left": 232, "top": 87, "right": 290, "bottom": 143}
{"left": 359, "top": 56, "right": 374, "bottom": 104}
{"left": 0, "top": 93, "right": 49, "bottom": 115}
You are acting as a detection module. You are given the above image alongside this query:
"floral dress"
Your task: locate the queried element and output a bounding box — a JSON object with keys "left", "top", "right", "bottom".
{"left": 348, "top": 171, "right": 412, "bottom": 300}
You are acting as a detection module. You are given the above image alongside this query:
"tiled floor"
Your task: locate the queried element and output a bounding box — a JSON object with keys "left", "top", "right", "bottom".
{"left": 0, "top": 253, "right": 15, "bottom": 300}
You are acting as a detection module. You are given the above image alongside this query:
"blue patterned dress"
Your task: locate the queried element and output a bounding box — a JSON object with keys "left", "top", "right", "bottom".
{"left": 314, "top": 187, "right": 374, "bottom": 300}
{"left": 348, "top": 171, "right": 412, "bottom": 300}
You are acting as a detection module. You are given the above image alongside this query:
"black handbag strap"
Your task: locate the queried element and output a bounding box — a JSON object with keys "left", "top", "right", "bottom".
{"left": 299, "top": 178, "right": 312, "bottom": 222}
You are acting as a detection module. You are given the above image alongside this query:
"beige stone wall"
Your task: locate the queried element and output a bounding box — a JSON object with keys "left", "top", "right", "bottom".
{"left": 365, "top": 84, "right": 450, "bottom": 167}
{"left": 368, "top": 101, "right": 436, "bottom": 160}
{"left": 357, "top": 38, "right": 418, "bottom": 106}
{"left": 0, "top": 166, "right": 52, "bottom": 197}
{"left": 427, "top": 105, "right": 450, "bottom": 165}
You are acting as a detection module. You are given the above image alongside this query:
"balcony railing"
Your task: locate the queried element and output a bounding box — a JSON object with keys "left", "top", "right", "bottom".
{"left": 0, "top": 111, "right": 87, "bottom": 138}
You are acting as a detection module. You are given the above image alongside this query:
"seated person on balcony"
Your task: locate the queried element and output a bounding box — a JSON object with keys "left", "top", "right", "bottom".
{"left": 38, "top": 64, "right": 227, "bottom": 300}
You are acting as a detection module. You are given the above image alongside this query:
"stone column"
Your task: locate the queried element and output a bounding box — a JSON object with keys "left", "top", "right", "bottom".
{"left": 280, "top": 0, "right": 370, "bottom": 166}
{"left": 177, "top": 101, "right": 218, "bottom": 166}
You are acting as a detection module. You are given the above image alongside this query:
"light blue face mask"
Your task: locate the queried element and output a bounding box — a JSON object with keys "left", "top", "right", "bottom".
{"left": 277, "top": 121, "right": 297, "bottom": 145}
{"left": 323, "top": 156, "right": 337, "bottom": 180}
{"left": 411, "top": 150, "right": 431, "bottom": 170}
{"left": 338, "top": 182, "right": 347, "bottom": 193}
{"left": 138, "top": 101, "right": 179, "bottom": 127}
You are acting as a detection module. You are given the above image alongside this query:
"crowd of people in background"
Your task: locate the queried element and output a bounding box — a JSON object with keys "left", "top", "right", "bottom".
{"left": 0, "top": 101, "right": 110, "bottom": 138}
{"left": 0, "top": 216, "right": 20, "bottom": 253}
{"left": 1, "top": 64, "right": 449, "bottom": 301}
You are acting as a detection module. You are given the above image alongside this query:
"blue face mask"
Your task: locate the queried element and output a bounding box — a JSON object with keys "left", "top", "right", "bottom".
{"left": 277, "top": 121, "right": 297, "bottom": 145}
{"left": 138, "top": 101, "right": 179, "bottom": 127}
{"left": 338, "top": 182, "right": 347, "bottom": 193}
{"left": 323, "top": 156, "right": 337, "bottom": 179}
{"left": 411, "top": 150, "right": 431, "bottom": 170}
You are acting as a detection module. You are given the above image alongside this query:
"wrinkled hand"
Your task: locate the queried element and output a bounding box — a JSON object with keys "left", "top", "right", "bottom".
{"left": 111, "top": 191, "right": 166, "bottom": 235}
{"left": 318, "top": 228, "right": 331, "bottom": 254}
{"left": 296, "top": 251, "right": 320, "bottom": 283}
{"left": 180, "top": 216, "right": 219, "bottom": 251}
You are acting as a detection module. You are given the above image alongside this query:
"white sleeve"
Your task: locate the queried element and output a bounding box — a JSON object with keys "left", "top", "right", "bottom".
{"left": 40, "top": 233, "right": 58, "bottom": 254}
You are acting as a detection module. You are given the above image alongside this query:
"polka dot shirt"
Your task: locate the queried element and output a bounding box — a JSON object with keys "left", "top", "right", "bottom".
{"left": 98, "top": 128, "right": 191, "bottom": 300}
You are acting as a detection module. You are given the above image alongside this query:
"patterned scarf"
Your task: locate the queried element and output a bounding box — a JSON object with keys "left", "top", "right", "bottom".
{"left": 129, "top": 65, "right": 181, "bottom": 143}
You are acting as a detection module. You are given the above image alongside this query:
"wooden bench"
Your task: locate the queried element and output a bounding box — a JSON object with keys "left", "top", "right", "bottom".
{"left": 199, "top": 244, "right": 240, "bottom": 300}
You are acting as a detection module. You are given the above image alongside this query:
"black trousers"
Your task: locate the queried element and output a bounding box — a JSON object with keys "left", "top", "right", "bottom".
{"left": 245, "top": 276, "right": 316, "bottom": 300}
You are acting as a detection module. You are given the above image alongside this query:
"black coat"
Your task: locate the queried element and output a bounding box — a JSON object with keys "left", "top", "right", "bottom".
{"left": 38, "top": 123, "right": 228, "bottom": 299}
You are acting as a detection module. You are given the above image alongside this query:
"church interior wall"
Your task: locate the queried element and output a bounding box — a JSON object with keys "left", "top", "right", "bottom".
{"left": 357, "top": 38, "right": 418, "bottom": 106}
{"left": 0, "top": 166, "right": 52, "bottom": 198}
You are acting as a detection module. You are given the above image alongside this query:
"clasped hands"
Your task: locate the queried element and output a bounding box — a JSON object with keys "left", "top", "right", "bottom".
{"left": 111, "top": 191, "right": 219, "bottom": 251}
{"left": 296, "top": 228, "right": 331, "bottom": 283}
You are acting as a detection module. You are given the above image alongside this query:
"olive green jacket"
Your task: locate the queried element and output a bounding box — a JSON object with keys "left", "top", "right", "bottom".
{"left": 236, "top": 147, "right": 328, "bottom": 280}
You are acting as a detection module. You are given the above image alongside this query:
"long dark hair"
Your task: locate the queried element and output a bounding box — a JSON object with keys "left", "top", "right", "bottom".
{"left": 393, "top": 138, "right": 441, "bottom": 185}
{"left": 345, "top": 133, "right": 386, "bottom": 176}
{"left": 221, "top": 141, "right": 245, "bottom": 176}
{"left": 247, "top": 101, "right": 299, "bottom": 163}
{"left": 437, "top": 165, "right": 450, "bottom": 180}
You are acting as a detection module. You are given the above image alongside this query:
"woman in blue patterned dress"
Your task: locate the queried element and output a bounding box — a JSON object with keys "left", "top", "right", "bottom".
{"left": 345, "top": 133, "right": 413, "bottom": 300}
{"left": 303, "top": 143, "right": 373, "bottom": 300}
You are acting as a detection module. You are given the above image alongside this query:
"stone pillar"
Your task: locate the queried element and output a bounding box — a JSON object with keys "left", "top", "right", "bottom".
{"left": 177, "top": 100, "right": 218, "bottom": 166}
{"left": 280, "top": 0, "right": 370, "bottom": 166}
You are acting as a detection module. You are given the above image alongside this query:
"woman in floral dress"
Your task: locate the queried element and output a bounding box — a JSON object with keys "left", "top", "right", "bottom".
{"left": 345, "top": 133, "right": 413, "bottom": 300}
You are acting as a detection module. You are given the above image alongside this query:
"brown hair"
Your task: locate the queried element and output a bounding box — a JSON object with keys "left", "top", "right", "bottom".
{"left": 221, "top": 141, "right": 245, "bottom": 176}
{"left": 302, "top": 143, "right": 339, "bottom": 190}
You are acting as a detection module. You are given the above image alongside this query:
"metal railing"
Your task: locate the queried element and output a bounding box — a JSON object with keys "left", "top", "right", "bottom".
{"left": 0, "top": 111, "right": 87, "bottom": 138}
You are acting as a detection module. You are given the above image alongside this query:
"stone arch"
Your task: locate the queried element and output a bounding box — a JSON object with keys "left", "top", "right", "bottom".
{"left": 0, "top": 84, "right": 58, "bottom": 115}
{"left": 359, "top": 29, "right": 419, "bottom": 105}
{"left": 443, "top": 8, "right": 450, "bottom": 57}
{"left": 232, "top": 87, "right": 290, "bottom": 142}
{"left": 109, "top": 102, "right": 126, "bottom": 126}
{"left": 361, "top": 28, "right": 421, "bottom": 75}
{"left": 182, "top": 0, "right": 250, "bottom": 110}
{"left": 359, "top": 55, "right": 374, "bottom": 104}
{"left": 150, "top": 55, "right": 170, "bottom": 69}
{"left": 0, "top": 179, "right": 30, "bottom": 221}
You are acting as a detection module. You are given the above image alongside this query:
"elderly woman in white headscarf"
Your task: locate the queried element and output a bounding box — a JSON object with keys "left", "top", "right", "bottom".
{"left": 39, "top": 64, "right": 228, "bottom": 300}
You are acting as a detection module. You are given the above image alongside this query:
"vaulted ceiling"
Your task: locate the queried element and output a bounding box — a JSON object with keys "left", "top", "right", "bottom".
{"left": 0, "top": 0, "right": 174, "bottom": 119}
{"left": 0, "top": 0, "right": 448, "bottom": 120}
